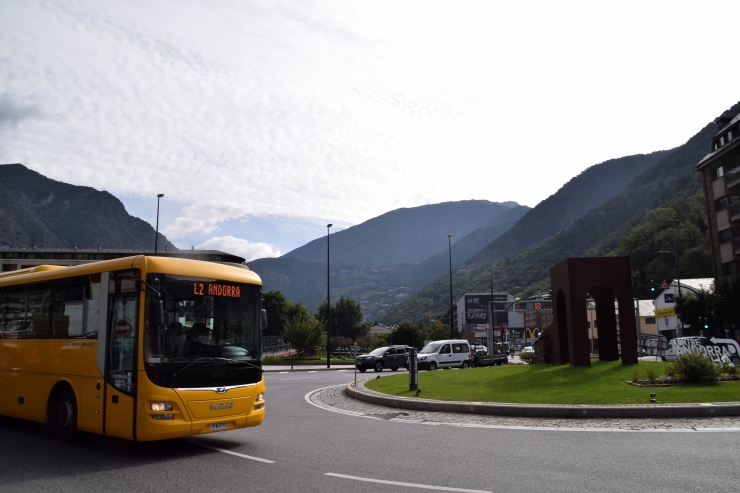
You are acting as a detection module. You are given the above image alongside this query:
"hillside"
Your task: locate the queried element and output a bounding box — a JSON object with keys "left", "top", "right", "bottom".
{"left": 0, "top": 163, "right": 176, "bottom": 250}
{"left": 249, "top": 200, "right": 527, "bottom": 317}
{"left": 283, "top": 200, "right": 520, "bottom": 265}
{"left": 379, "top": 145, "right": 694, "bottom": 323}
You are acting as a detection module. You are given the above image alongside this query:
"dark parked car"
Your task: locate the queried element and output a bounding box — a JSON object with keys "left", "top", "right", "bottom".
{"left": 356, "top": 345, "right": 412, "bottom": 372}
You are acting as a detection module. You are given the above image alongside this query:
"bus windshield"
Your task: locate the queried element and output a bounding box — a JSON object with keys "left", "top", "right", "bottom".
{"left": 144, "top": 274, "right": 262, "bottom": 388}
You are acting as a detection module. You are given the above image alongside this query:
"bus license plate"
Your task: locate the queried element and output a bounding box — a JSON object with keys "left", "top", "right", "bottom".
{"left": 210, "top": 422, "right": 227, "bottom": 432}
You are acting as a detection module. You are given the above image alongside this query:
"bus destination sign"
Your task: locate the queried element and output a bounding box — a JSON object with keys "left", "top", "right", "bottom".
{"left": 193, "top": 282, "right": 241, "bottom": 298}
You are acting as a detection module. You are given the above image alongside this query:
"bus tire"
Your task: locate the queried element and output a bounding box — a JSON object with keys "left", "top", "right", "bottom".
{"left": 55, "top": 386, "right": 81, "bottom": 442}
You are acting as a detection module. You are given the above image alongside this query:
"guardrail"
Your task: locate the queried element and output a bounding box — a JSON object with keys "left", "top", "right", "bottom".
{"left": 262, "top": 344, "right": 293, "bottom": 357}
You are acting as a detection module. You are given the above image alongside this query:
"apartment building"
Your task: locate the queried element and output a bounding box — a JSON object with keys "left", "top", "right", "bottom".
{"left": 696, "top": 112, "right": 740, "bottom": 277}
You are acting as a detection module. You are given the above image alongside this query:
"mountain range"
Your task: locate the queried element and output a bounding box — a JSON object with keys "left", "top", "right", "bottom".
{"left": 3, "top": 99, "right": 737, "bottom": 325}
{"left": 382, "top": 101, "right": 740, "bottom": 323}
{"left": 0, "top": 163, "right": 176, "bottom": 251}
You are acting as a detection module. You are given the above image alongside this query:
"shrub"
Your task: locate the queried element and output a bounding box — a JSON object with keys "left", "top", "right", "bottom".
{"left": 672, "top": 352, "right": 718, "bottom": 383}
{"left": 631, "top": 372, "right": 639, "bottom": 383}
{"left": 645, "top": 369, "right": 657, "bottom": 382}
{"left": 664, "top": 364, "right": 676, "bottom": 377}
{"left": 717, "top": 360, "right": 738, "bottom": 376}
{"left": 520, "top": 351, "right": 537, "bottom": 364}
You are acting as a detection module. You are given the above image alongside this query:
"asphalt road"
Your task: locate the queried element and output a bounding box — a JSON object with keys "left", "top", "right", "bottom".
{"left": 1, "top": 370, "right": 739, "bottom": 492}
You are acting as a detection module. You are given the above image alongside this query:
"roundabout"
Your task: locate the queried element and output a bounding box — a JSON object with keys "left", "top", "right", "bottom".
{"left": 308, "top": 379, "right": 740, "bottom": 432}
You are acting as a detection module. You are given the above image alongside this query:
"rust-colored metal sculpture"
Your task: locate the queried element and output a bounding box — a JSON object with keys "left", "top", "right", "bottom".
{"left": 539, "top": 257, "right": 637, "bottom": 366}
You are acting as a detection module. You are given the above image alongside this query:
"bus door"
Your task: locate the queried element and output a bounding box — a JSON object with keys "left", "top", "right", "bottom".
{"left": 104, "top": 294, "right": 138, "bottom": 440}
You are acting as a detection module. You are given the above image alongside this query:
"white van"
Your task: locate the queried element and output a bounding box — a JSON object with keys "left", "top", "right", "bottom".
{"left": 417, "top": 339, "right": 471, "bottom": 370}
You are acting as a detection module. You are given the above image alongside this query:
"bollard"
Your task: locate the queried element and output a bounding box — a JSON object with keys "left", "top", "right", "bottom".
{"left": 408, "top": 348, "right": 418, "bottom": 391}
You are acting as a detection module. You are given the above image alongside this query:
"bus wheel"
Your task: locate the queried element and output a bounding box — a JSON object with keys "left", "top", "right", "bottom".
{"left": 56, "top": 387, "right": 80, "bottom": 442}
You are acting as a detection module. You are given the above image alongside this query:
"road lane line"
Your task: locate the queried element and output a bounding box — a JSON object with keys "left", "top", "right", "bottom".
{"left": 280, "top": 377, "right": 315, "bottom": 380}
{"left": 195, "top": 443, "right": 275, "bottom": 463}
{"left": 326, "top": 473, "right": 492, "bottom": 493}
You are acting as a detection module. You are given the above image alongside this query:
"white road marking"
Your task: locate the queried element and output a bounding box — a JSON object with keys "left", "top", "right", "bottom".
{"left": 326, "top": 472, "right": 492, "bottom": 493}
{"left": 306, "top": 385, "right": 740, "bottom": 433}
{"left": 195, "top": 443, "right": 275, "bottom": 463}
{"left": 280, "top": 377, "right": 315, "bottom": 380}
{"left": 279, "top": 371, "right": 289, "bottom": 374}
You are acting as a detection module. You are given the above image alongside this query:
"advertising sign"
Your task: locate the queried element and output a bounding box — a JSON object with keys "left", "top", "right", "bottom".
{"left": 654, "top": 307, "right": 675, "bottom": 317}
{"left": 465, "top": 295, "right": 509, "bottom": 325}
{"left": 465, "top": 295, "right": 493, "bottom": 324}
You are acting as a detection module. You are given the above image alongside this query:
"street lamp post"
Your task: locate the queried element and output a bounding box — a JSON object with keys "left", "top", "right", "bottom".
{"left": 326, "top": 224, "right": 333, "bottom": 369}
{"left": 154, "top": 193, "right": 164, "bottom": 255}
{"left": 448, "top": 234, "right": 454, "bottom": 340}
{"left": 659, "top": 250, "right": 684, "bottom": 335}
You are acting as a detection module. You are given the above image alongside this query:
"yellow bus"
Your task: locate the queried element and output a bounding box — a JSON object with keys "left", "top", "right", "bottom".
{"left": 0, "top": 255, "right": 266, "bottom": 441}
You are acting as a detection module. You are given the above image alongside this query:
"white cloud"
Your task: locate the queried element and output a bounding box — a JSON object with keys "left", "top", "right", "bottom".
{"left": 1, "top": 0, "right": 739, "bottom": 242}
{"left": 196, "top": 235, "right": 281, "bottom": 262}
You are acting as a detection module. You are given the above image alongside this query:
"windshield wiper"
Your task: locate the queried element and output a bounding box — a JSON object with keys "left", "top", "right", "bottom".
{"left": 171, "top": 357, "right": 260, "bottom": 375}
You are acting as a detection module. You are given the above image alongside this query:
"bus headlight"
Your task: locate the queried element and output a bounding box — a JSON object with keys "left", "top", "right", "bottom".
{"left": 254, "top": 393, "right": 265, "bottom": 410}
{"left": 150, "top": 402, "right": 173, "bottom": 411}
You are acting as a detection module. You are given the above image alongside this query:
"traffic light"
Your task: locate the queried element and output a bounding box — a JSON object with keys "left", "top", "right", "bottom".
{"left": 650, "top": 280, "right": 656, "bottom": 293}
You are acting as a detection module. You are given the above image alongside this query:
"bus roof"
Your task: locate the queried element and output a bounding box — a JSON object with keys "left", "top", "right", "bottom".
{"left": 0, "top": 264, "right": 67, "bottom": 279}
{"left": 0, "top": 255, "right": 262, "bottom": 287}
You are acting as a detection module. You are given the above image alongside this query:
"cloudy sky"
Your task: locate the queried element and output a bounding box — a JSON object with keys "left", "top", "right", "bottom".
{"left": 2, "top": 1, "right": 739, "bottom": 260}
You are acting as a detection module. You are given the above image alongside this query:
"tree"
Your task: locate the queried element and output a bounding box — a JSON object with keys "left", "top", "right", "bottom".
{"left": 391, "top": 321, "right": 425, "bottom": 347}
{"left": 281, "top": 314, "right": 325, "bottom": 357}
{"left": 316, "top": 295, "right": 369, "bottom": 341}
{"left": 424, "top": 320, "right": 450, "bottom": 342}
{"left": 263, "top": 290, "right": 287, "bottom": 337}
{"left": 674, "top": 277, "right": 740, "bottom": 337}
{"left": 675, "top": 289, "right": 713, "bottom": 336}
{"left": 285, "top": 301, "right": 312, "bottom": 324}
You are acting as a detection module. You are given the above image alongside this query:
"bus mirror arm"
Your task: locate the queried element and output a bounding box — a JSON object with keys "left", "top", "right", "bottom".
{"left": 137, "top": 280, "right": 162, "bottom": 300}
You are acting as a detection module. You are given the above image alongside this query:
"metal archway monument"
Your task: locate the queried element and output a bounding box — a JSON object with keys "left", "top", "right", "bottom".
{"left": 539, "top": 257, "right": 638, "bottom": 366}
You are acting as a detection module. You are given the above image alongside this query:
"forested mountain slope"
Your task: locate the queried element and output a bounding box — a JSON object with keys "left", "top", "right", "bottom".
{"left": 379, "top": 126, "right": 725, "bottom": 323}
{"left": 250, "top": 200, "right": 526, "bottom": 317}
{"left": 0, "top": 163, "right": 176, "bottom": 250}
{"left": 282, "top": 200, "right": 520, "bottom": 266}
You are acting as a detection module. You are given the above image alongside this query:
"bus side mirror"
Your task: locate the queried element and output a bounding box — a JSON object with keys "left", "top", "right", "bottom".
{"left": 260, "top": 309, "right": 268, "bottom": 330}
{"left": 148, "top": 300, "right": 165, "bottom": 329}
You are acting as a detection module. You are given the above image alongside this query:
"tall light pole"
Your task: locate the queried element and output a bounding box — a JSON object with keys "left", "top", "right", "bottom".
{"left": 448, "top": 234, "right": 454, "bottom": 340}
{"left": 659, "top": 250, "right": 684, "bottom": 335}
{"left": 154, "top": 193, "right": 164, "bottom": 255}
{"left": 326, "top": 224, "right": 333, "bottom": 369}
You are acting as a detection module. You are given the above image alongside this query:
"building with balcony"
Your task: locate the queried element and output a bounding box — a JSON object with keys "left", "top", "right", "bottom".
{"left": 696, "top": 112, "right": 740, "bottom": 277}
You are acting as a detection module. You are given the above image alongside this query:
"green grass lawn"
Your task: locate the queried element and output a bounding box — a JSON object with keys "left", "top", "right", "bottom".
{"left": 364, "top": 360, "right": 740, "bottom": 404}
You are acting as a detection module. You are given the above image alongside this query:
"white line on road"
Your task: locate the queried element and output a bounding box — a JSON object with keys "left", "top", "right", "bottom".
{"left": 326, "top": 472, "right": 492, "bottom": 493}
{"left": 279, "top": 371, "right": 289, "bottom": 374}
{"left": 308, "top": 370, "right": 317, "bottom": 373}
{"left": 195, "top": 443, "right": 275, "bottom": 463}
{"left": 280, "top": 377, "right": 315, "bottom": 380}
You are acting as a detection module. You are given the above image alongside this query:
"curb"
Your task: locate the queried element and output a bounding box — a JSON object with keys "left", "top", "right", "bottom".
{"left": 345, "top": 381, "right": 740, "bottom": 419}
